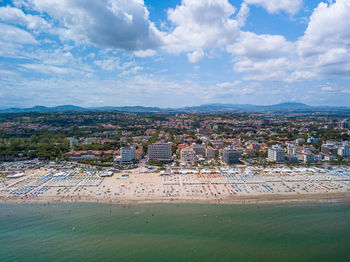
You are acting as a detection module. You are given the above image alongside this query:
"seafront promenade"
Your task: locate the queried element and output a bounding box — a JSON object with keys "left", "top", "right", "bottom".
{"left": 1, "top": 166, "right": 350, "bottom": 204}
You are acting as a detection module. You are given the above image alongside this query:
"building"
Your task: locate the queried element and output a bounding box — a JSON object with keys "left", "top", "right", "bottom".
{"left": 338, "top": 120, "right": 349, "bottom": 129}
{"left": 338, "top": 144, "right": 350, "bottom": 157}
{"left": 121, "top": 147, "right": 136, "bottom": 164}
{"left": 222, "top": 148, "right": 241, "bottom": 165}
{"left": 206, "top": 147, "right": 215, "bottom": 160}
{"left": 180, "top": 148, "right": 197, "bottom": 164}
{"left": 297, "top": 150, "right": 314, "bottom": 163}
{"left": 211, "top": 140, "right": 225, "bottom": 149}
{"left": 287, "top": 144, "right": 302, "bottom": 156}
{"left": 114, "top": 147, "right": 136, "bottom": 166}
{"left": 248, "top": 143, "right": 261, "bottom": 151}
{"left": 260, "top": 119, "right": 274, "bottom": 125}
{"left": 321, "top": 143, "right": 339, "bottom": 155}
{"left": 69, "top": 137, "right": 78, "bottom": 148}
{"left": 307, "top": 137, "right": 318, "bottom": 144}
{"left": 268, "top": 145, "right": 285, "bottom": 162}
{"left": 324, "top": 155, "right": 336, "bottom": 161}
{"left": 66, "top": 150, "right": 119, "bottom": 160}
{"left": 148, "top": 142, "right": 172, "bottom": 161}
{"left": 192, "top": 143, "right": 206, "bottom": 156}
{"left": 295, "top": 138, "right": 305, "bottom": 145}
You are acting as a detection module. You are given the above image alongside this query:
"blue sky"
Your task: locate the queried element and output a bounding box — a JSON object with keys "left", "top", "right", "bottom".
{"left": 0, "top": 0, "right": 349, "bottom": 108}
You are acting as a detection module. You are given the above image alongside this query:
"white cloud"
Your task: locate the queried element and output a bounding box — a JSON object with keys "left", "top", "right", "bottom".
{"left": 1, "top": 0, "right": 350, "bottom": 108}
{"left": 20, "top": 64, "right": 78, "bottom": 74}
{"left": 244, "top": 0, "right": 303, "bottom": 15}
{"left": 227, "top": 31, "right": 294, "bottom": 59}
{"left": 94, "top": 58, "right": 121, "bottom": 71}
{"left": 120, "top": 66, "right": 143, "bottom": 76}
{"left": 298, "top": 0, "right": 350, "bottom": 74}
{"left": 163, "top": 0, "right": 240, "bottom": 53}
{"left": 21, "top": 0, "right": 162, "bottom": 50}
{"left": 0, "top": 23, "right": 38, "bottom": 44}
{"left": 187, "top": 49, "right": 204, "bottom": 63}
{"left": 0, "top": 6, "right": 51, "bottom": 31}
{"left": 216, "top": 81, "right": 241, "bottom": 88}
{"left": 94, "top": 57, "right": 136, "bottom": 71}
{"left": 237, "top": 3, "right": 250, "bottom": 27}
{"left": 134, "top": 49, "right": 157, "bottom": 57}
{"left": 321, "top": 86, "right": 336, "bottom": 92}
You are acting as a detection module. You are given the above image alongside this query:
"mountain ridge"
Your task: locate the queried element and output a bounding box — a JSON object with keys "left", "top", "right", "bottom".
{"left": 0, "top": 102, "right": 349, "bottom": 114}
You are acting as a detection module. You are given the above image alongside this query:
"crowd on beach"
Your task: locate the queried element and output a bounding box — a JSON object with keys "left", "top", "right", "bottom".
{"left": 1, "top": 166, "right": 350, "bottom": 202}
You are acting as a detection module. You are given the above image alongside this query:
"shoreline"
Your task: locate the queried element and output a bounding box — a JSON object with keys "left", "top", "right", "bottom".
{"left": 2, "top": 192, "right": 350, "bottom": 205}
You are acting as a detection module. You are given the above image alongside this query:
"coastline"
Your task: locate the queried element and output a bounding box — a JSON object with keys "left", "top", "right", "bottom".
{"left": 2, "top": 192, "right": 350, "bottom": 205}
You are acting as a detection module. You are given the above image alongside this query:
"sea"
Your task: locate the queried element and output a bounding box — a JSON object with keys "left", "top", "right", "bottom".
{"left": 1, "top": 201, "right": 350, "bottom": 262}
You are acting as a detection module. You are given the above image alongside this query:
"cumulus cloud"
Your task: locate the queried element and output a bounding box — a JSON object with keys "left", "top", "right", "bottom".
{"left": 237, "top": 3, "right": 250, "bottom": 27}
{"left": 20, "top": 0, "right": 162, "bottom": 51}
{"left": 187, "top": 50, "right": 204, "bottom": 63}
{"left": 163, "top": 0, "right": 240, "bottom": 53}
{"left": 0, "top": 6, "right": 51, "bottom": 31}
{"left": 244, "top": 0, "right": 303, "bottom": 15}
{"left": 1, "top": 0, "right": 350, "bottom": 107}
{"left": 227, "top": 31, "right": 294, "bottom": 59}
{"left": 298, "top": 0, "right": 350, "bottom": 73}
{"left": 0, "top": 23, "right": 38, "bottom": 44}
{"left": 228, "top": 0, "right": 350, "bottom": 83}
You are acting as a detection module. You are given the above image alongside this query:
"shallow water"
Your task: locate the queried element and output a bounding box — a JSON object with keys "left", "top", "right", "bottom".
{"left": 1, "top": 202, "right": 350, "bottom": 262}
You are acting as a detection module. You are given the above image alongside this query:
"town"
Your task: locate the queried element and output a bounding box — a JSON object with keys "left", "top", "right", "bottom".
{"left": 1, "top": 110, "right": 350, "bottom": 203}
{"left": 0, "top": 110, "right": 349, "bottom": 167}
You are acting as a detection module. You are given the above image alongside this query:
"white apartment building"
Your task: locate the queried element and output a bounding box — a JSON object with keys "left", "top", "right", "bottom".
{"left": 69, "top": 137, "right": 78, "bottom": 148}
{"left": 148, "top": 142, "right": 172, "bottom": 161}
{"left": 338, "top": 144, "right": 350, "bottom": 157}
{"left": 268, "top": 145, "right": 285, "bottom": 162}
{"left": 121, "top": 147, "right": 136, "bottom": 163}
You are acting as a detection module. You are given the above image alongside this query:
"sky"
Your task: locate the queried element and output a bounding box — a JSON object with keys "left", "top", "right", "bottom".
{"left": 0, "top": 0, "right": 349, "bottom": 108}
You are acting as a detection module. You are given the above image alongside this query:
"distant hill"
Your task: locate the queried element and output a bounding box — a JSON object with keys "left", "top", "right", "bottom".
{"left": 0, "top": 105, "right": 85, "bottom": 113}
{"left": 89, "top": 106, "right": 165, "bottom": 112}
{"left": 0, "top": 103, "right": 349, "bottom": 114}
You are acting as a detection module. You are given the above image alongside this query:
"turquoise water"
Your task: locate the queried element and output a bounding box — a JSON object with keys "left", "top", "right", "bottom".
{"left": 1, "top": 202, "right": 350, "bottom": 262}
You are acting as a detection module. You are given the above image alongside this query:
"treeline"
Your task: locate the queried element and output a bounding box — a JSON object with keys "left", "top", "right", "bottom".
{"left": 0, "top": 133, "right": 69, "bottom": 160}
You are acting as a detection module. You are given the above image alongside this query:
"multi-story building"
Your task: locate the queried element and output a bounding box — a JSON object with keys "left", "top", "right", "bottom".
{"left": 297, "top": 150, "right": 314, "bottom": 163}
{"left": 338, "top": 144, "right": 350, "bottom": 157}
{"left": 268, "top": 145, "right": 285, "bottom": 162}
{"left": 206, "top": 147, "right": 215, "bottom": 160}
{"left": 180, "top": 148, "right": 197, "bottom": 164}
{"left": 121, "top": 147, "right": 136, "bottom": 163}
{"left": 307, "top": 137, "right": 318, "bottom": 144}
{"left": 148, "top": 142, "right": 172, "bottom": 161}
{"left": 192, "top": 143, "right": 206, "bottom": 156}
{"left": 260, "top": 119, "right": 274, "bottom": 125}
{"left": 114, "top": 147, "right": 136, "bottom": 166}
{"left": 69, "top": 137, "right": 78, "bottom": 148}
{"left": 338, "top": 120, "right": 349, "bottom": 129}
{"left": 287, "top": 144, "right": 302, "bottom": 156}
{"left": 321, "top": 143, "right": 340, "bottom": 155}
{"left": 222, "top": 148, "right": 241, "bottom": 165}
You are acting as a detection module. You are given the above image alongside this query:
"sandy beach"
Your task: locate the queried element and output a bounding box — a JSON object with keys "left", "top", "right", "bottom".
{"left": 1, "top": 166, "right": 350, "bottom": 205}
